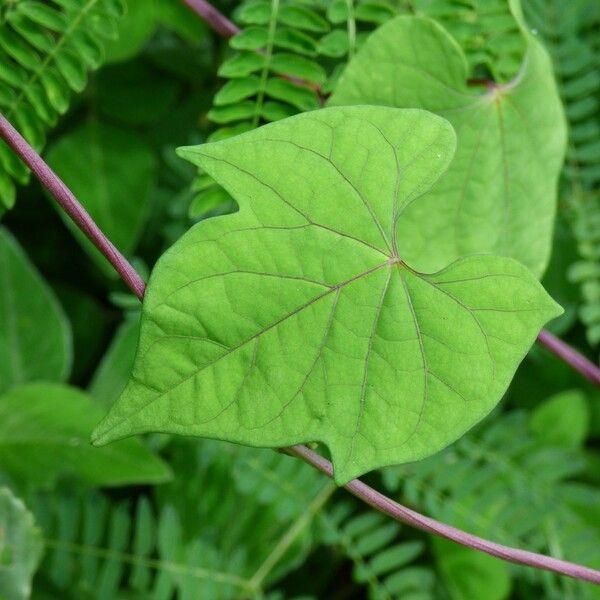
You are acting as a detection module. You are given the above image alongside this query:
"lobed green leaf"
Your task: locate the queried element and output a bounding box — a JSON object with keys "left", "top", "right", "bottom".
{"left": 93, "top": 107, "right": 561, "bottom": 483}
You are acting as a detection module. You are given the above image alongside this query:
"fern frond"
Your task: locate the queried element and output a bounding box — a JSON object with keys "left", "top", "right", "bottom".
{"left": 189, "top": 0, "right": 399, "bottom": 220}
{"left": 383, "top": 412, "right": 600, "bottom": 599}
{"left": 320, "top": 503, "right": 439, "bottom": 599}
{"left": 29, "top": 440, "right": 331, "bottom": 599}
{"left": 410, "top": 0, "right": 524, "bottom": 82}
{"left": 523, "top": 0, "right": 600, "bottom": 346}
{"left": 568, "top": 193, "right": 600, "bottom": 345}
{"left": 0, "top": 0, "right": 125, "bottom": 211}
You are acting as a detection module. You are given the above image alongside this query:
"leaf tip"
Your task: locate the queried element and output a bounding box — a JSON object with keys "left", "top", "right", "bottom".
{"left": 176, "top": 145, "right": 204, "bottom": 167}
{"left": 90, "top": 415, "right": 121, "bottom": 447}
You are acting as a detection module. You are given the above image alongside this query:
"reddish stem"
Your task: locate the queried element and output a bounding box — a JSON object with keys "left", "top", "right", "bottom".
{"left": 538, "top": 329, "right": 600, "bottom": 387}
{"left": 288, "top": 444, "right": 600, "bottom": 585}
{"left": 0, "top": 113, "right": 146, "bottom": 301}
{"left": 1, "top": 110, "right": 600, "bottom": 586}
{"left": 182, "top": 0, "right": 239, "bottom": 37}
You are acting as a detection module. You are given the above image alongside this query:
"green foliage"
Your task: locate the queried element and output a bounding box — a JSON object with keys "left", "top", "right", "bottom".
{"left": 383, "top": 411, "right": 600, "bottom": 599}
{"left": 0, "top": 487, "right": 43, "bottom": 600}
{"left": 0, "top": 383, "right": 171, "bottom": 487}
{"left": 432, "top": 538, "right": 511, "bottom": 600}
{"left": 411, "top": 0, "right": 524, "bottom": 82}
{"left": 93, "top": 106, "right": 560, "bottom": 483}
{"left": 329, "top": 12, "right": 567, "bottom": 279}
{"left": 522, "top": 0, "right": 600, "bottom": 347}
{"left": 523, "top": 0, "right": 600, "bottom": 192}
{"left": 29, "top": 441, "right": 329, "bottom": 599}
{"left": 530, "top": 389, "right": 590, "bottom": 448}
{"left": 321, "top": 502, "right": 439, "bottom": 599}
{"left": 45, "top": 120, "right": 156, "bottom": 276}
{"left": 0, "top": 227, "right": 72, "bottom": 395}
{"left": 89, "top": 312, "right": 140, "bottom": 407}
{"left": 190, "top": 0, "right": 399, "bottom": 219}
{"left": 0, "top": 0, "right": 597, "bottom": 598}
{"left": 569, "top": 195, "right": 600, "bottom": 347}
{"left": 0, "top": 0, "right": 125, "bottom": 212}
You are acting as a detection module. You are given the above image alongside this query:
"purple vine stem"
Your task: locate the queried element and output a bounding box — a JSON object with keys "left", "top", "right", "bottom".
{"left": 0, "top": 114, "right": 146, "bottom": 301}
{"left": 537, "top": 329, "right": 600, "bottom": 386}
{"left": 288, "top": 444, "right": 600, "bottom": 586}
{"left": 182, "top": 0, "right": 239, "bottom": 37}
{"left": 1, "top": 111, "right": 600, "bottom": 586}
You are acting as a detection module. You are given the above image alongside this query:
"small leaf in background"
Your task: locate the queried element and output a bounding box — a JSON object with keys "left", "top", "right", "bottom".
{"left": 90, "top": 313, "right": 140, "bottom": 407}
{"left": 93, "top": 107, "right": 561, "bottom": 484}
{"left": 103, "top": 0, "right": 159, "bottom": 64}
{"left": 329, "top": 13, "right": 567, "bottom": 279}
{"left": 530, "top": 390, "right": 590, "bottom": 449}
{"left": 0, "top": 228, "right": 72, "bottom": 395}
{"left": 45, "top": 121, "right": 157, "bottom": 277}
{"left": 0, "top": 383, "right": 171, "bottom": 487}
{"left": 0, "top": 487, "right": 43, "bottom": 600}
{"left": 433, "top": 538, "right": 511, "bottom": 600}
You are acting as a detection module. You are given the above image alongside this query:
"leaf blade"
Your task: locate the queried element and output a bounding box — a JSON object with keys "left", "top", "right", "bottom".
{"left": 93, "top": 107, "right": 561, "bottom": 483}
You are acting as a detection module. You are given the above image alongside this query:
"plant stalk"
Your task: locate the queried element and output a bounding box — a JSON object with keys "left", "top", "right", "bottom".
{"left": 2, "top": 110, "right": 600, "bottom": 587}
{"left": 0, "top": 113, "right": 146, "bottom": 301}
{"left": 537, "top": 329, "right": 600, "bottom": 386}
{"left": 182, "top": 0, "right": 239, "bottom": 37}
{"left": 286, "top": 444, "right": 600, "bottom": 586}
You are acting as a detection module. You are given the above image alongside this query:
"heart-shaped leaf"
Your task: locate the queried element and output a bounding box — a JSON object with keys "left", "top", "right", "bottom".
{"left": 92, "top": 107, "right": 561, "bottom": 483}
{"left": 329, "top": 12, "right": 567, "bottom": 279}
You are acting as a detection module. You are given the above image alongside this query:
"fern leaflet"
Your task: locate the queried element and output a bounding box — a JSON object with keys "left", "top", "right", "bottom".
{"left": 0, "top": 0, "right": 125, "bottom": 212}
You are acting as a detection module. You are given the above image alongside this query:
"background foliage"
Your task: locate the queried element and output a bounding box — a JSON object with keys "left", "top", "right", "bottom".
{"left": 0, "top": 0, "right": 599, "bottom": 598}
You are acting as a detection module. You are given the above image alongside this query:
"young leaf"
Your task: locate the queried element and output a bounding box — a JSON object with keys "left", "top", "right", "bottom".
{"left": 0, "top": 227, "right": 72, "bottom": 395}
{"left": 92, "top": 107, "right": 561, "bottom": 484}
{"left": 0, "top": 487, "right": 43, "bottom": 600}
{"left": 0, "top": 383, "right": 171, "bottom": 487}
{"left": 329, "top": 13, "right": 567, "bottom": 279}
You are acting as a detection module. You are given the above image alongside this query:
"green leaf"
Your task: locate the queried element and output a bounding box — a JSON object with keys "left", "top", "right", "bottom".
{"left": 0, "top": 487, "right": 43, "bottom": 600}
{"left": 92, "top": 107, "right": 561, "bottom": 484}
{"left": 433, "top": 538, "right": 511, "bottom": 600}
{"left": 270, "top": 53, "right": 326, "bottom": 84}
{"left": 278, "top": 5, "right": 330, "bottom": 33}
{"left": 0, "top": 383, "right": 171, "bottom": 487}
{"left": 0, "top": 227, "right": 72, "bottom": 395}
{"left": 89, "top": 314, "right": 141, "bottom": 408}
{"left": 318, "top": 29, "right": 349, "bottom": 57}
{"left": 45, "top": 121, "right": 156, "bottom": 276}
{"left": 188, "top": 185, "right": 236, "bottom": 220}
{"left": 214, "top": 76, "right": 262, "bottom": 105}
{"left": 264, "top": 78, "right": 320, "bottom": 111}
{"left": 237, "top": 1, "right": 272, "bottom": 25}
{"left": 208, "top": 101, "right": 257, "bottom": 124}
{"left": 219, "top": 52, "right": 266, "bottom": 78}
{"left": 155, "top": 0, "right": 208, "bottom": 41}
{"left": 103, "top": 0, "right": 158, "bottom": 64}
{"left": 530, "top": 390, "right": 590, "bottom": 449}
{"left": 231, "top": 26, "right": 269, "bottom": 51}
{"left": 329, "top": 15, "right": 567, "bottom": 278}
